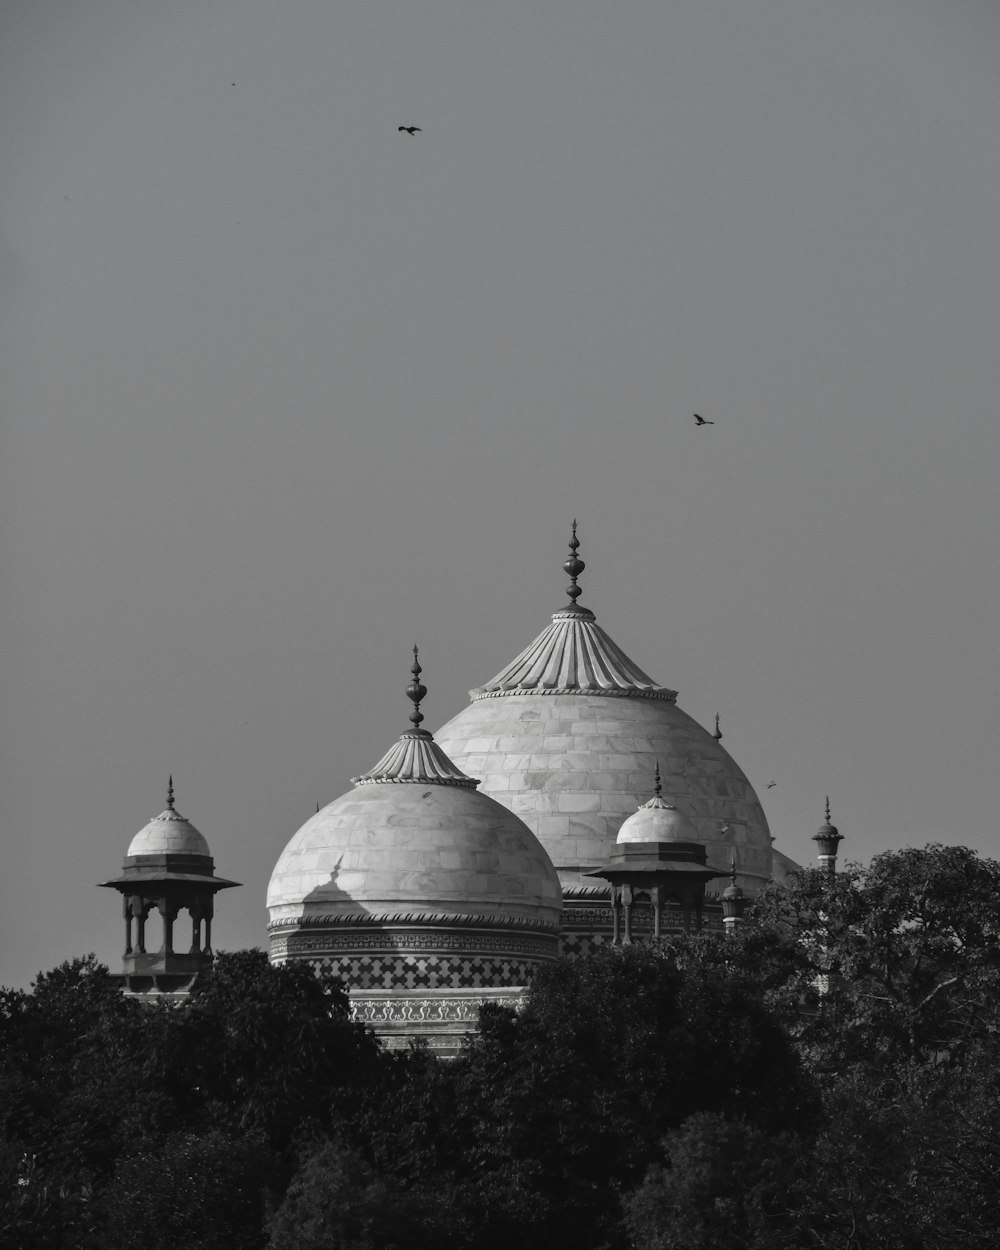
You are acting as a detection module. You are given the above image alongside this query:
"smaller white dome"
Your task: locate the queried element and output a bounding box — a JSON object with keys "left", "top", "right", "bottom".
{"left": 126, "top": 786, "right": 210, "bottom": 858}
{"left": 617, "top": 794, "right": 697, "bottom": 845}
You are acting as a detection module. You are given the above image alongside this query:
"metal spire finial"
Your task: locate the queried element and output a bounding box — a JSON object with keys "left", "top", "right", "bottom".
{"left": 563, "top": 519, "right": 585, "bottom": 607}
{"left": 730, "top": 851, "right": 739, "bottom": 887}
{"left": 825, "top": 796, "right": 831, "bottom": 824}
{"left": 653, "top": 760, "right": 662, "bottom": 798}
{"left": 713, "top": 713, "right": 722, "bottom": 741}
{"left": 167, "top": 774, "right": 175, "bottom": 810}
{"left": 406, "top": 645, "right": 427, "bottom": 729}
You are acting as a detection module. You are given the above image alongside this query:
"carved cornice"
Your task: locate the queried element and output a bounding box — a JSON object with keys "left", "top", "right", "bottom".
{"left": 267, "top": 912, "right": 561, "bottom": 934}
{"left": 472, "top": 686, "right": 677, "bottom": 703}
{"left": 275, "top": 929, "right": 558, "bottom": 958}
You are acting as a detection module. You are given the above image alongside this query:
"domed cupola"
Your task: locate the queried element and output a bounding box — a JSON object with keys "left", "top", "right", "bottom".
{"left": 99, "top": 779, "right": 240, "bottom": 998}
{"left": 267, "top": 650, "right": 562, "bottom": 1052}
{"left": 126, "top": 786, "right": 212, "bottom": 858}
{"left": 434, "top": 525, "right": 774, "bottom": 955}
{"left": 615, "top": 766, "right": 699, "bottom": 845}
{"left": 588, "top": 765, "right": 726, "bottom": 942}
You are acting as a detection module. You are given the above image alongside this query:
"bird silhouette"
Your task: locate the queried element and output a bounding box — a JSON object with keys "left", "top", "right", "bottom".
{"left": 693, "top": 414, "right": 714, "bottom": 426}
{"left": 398, "top": 126, "right": 422, "bottom": 135}
{"left": 765, "top": 781, "right": 777, "bottom": 789}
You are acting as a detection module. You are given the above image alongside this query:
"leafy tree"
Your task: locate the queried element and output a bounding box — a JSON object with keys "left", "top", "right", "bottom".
{"left": 356, "top": 946, "right": 817, "bottom": 1250}
{"left": 168, "top": 950, "right": 383, "bottom": 1151}
{"left": 623, "top": 1112, "right": 806, "bottom": 1250}
{"left": 0, "top": 952, "right": 388, "bottom": 1247}
{"left": 104, "top": 1130, "right": 275, "bottom": 1250}
{"left": 0, "top": 956, "right": 154, "bottom": 1246}
{"left": 266, "top": 1137, "right": 452, "bottom": 1250}
{"left": 626, "top": 1063, "right": 1000, "bottom": 1250}
{"left": 744, "top": 845, "right": 1000, "bottom": 1072}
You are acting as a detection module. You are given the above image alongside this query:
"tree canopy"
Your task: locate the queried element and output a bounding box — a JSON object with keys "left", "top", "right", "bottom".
{"left": 3, "top": 845, "right": 1000, "bottom": 1248}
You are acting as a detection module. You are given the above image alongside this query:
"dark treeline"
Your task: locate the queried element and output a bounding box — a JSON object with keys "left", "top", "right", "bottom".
{"left": 2, "top": 844, "right": 999, "bottom": 1249}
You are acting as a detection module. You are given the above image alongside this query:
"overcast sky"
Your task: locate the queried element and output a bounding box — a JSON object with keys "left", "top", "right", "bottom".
{"left": 3, "top": 0, "right": 999, "bottom": 988}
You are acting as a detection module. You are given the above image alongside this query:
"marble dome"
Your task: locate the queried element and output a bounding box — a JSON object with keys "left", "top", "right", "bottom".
{"left": 267, "top": 654, "right": 562, "bottom": 1015}
{"left": 616, "top": 776, "right": 698, "bottom": 845}
{"left": 434, "top": 532, "right": 773, "bottom": 895}
{"left": 126, "top": 780, "right": 211, "bottom": 858}
{"left": 266, "top": 763, "right": 562, "bottom": 928}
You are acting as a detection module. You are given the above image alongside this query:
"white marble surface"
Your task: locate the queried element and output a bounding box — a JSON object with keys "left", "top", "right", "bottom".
{"left": 267, "top": 780, "right": 562, "bottom": 926}
{"left": 436, "top": 691, "right": 774, "bottom": 887}
{"left": 127, "top": 808, "right": 211, "bottom": 857}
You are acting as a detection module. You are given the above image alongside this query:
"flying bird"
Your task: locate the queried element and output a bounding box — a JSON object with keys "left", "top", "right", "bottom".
{"left": 765, "top": 781, "right": 777, "bottom": 789}
{"left": 398, "top": 126, "right": 422, "bottom": 135}
{"left": 693, "top": 414, "right": 714, "bottom": 426}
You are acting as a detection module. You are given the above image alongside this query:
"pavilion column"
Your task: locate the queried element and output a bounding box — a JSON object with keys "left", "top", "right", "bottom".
{"left": 136, "top": 900, "right": 148, "bottom": 954}
{"left": 124, "top": 898, "right": 134, "bottom": 956}
{"left": 621, "top": 884, "right": 634, "bottom": 945}
{"left": 160, "top": 899, "right": 176, "bottom": 955}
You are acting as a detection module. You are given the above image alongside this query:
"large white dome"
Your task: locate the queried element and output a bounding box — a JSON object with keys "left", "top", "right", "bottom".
{"left": 267, "top": 748, "right": 562, "bottom": 929}
{"left": 434, "top": 589, "right": 773, "bottom": 891}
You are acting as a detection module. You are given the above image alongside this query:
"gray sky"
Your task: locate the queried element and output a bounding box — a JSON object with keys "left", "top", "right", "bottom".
{"left": 3, "top": 0, "right": 999, "bottom": 989}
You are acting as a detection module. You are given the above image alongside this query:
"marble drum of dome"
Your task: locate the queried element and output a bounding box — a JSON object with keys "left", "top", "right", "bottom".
{"left": 434, "top": 530, "right": 773, "bottom": 897}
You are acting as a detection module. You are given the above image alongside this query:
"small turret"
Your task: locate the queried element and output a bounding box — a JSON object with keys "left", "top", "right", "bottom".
{"left": 812, "top": 798, "right": 843, "bottom": 877}
{"left": 588, "top": 764, "right": 726, "bottom": 942}
{"left": 721, "top": 855, "right": 746, "bottom": 934}
{"left": 99, "top": 779, "right": 240, "bottom": 998}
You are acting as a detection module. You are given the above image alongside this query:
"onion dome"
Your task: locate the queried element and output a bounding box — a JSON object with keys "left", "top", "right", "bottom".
{"left": 434, "top": 526, "right": 774, "bottom": 903}
{"left": 616, "top": 764, "right": 698, "bottom": 844}
{"left": 126, "top": 776, "right": 211, "bottom": 857}
{"left": 267, "top": 650, "right": 562, "bottom": 996}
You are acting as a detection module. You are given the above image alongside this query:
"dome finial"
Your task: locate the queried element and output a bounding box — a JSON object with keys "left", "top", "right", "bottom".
{"left": 653, "top": 760, "right": 662, "bottom": 798}
{"left": 825, "top": 795, "right": 831, "bottom": 823}
{"left": 167, "top": 774, "right": 175, "bottom": 811}
{"left": 407, "top": 645, "right": 427, "bottom": 729}
{"left": 713, "top": 713, "right": 722, "bottom": 741}
{"left": 563, "top": 519, "right": 585, "bottom": 608}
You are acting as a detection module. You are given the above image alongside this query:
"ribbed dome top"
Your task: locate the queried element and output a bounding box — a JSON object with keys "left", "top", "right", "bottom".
{"left": 474, "top": 607, "right": 677, "bottom": 701}
{"left": 353, "top": 728, "right": 478, "bottom": 787}
{"left": 126, "top": 786, "right": 210, "bottom": 858}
